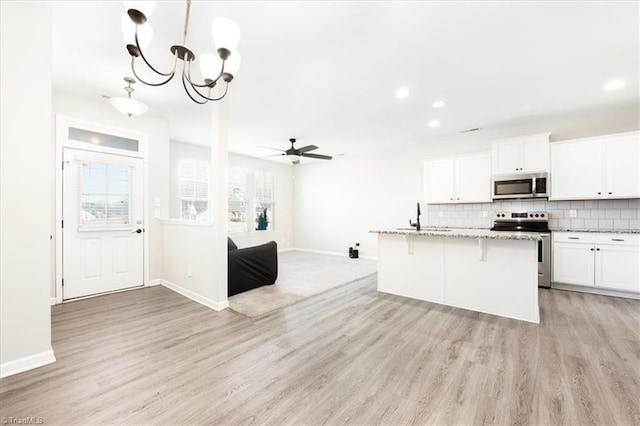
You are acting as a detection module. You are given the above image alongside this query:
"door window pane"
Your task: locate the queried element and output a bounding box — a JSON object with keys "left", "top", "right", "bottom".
{"left": 79, "top": 162, "right": 132, "bottom": 230}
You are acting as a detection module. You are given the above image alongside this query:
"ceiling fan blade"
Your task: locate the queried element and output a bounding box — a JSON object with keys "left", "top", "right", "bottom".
{"left": 292, "top": 159, "right": 301, "bottom": 165}
{"left": 261, "top": 153, "right": 284, "bottom": 158}
{"left": 296, "top": 145, "right": 318, "bottom": 153}
{"left": 301, "top": 153, "right": 332, "bottom": 160}
{"left": 258, "top": 146, "right": 285, "bottom": 152}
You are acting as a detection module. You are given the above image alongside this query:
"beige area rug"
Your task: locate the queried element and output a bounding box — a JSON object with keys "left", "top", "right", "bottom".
{"left": 228, "top": 251, "right": 377, "bottom": 318}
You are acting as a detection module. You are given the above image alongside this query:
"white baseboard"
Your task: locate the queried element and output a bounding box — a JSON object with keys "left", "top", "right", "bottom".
{"left": 50, "top": 297, "right": 57, "bottom": 306}
{"left": 159, "top": 279, "right": 228, "bottom": 311}
{"left": 291, "top": 247, "right": 378, "bottom": 261}
{"left": 552, "top": 283, "right": 640, "bottom": 300}
{"left": 0, "top": 348, "right": 56, "bottom": 378}
{"left": 148, "top": 279, "right": 163, "bottom": 287}
{"left": 277, "top": 247, "right": 296, "bottom": 253}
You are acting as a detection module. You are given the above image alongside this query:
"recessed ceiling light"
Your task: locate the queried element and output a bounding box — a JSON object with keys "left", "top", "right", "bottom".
{"left": 428, "top": 120, "right": 440, "bottom": 128}
{"left": 604, "top": 79, "right": 626, "bottom": 91}
{"left": 395, "top": 87, "right": 410, "bottom": 99}
{"left": 432, "top": 100, "right": 446, "bottom": 108}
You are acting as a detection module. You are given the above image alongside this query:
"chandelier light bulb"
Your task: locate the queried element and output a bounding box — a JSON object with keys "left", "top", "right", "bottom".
{"left": 121, "top": 15, "right": 153, "bottom": 49}
{"left": 123, "top": 1, "right": 157, "bottom": 17}
{"left": 199, "top": 53, "right": 223, "bottom": 80}
{"left": 212, "top": 17, "right": 241, "bottom": 52}
{"left": 224, "top": 51, "right": 242, "bottom": 77}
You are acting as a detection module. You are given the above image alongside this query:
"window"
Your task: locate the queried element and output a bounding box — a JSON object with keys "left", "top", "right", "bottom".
{"left": 226, "top": 169, "right": 275, "bottom": 232}
{"left": 179, "top": 160, "right": 210, "bottom": 221}
{"left": 254, "top": 171, "right": 275, "bottom": 231}
{"left": 228, "top": 168, "right": 248, "bottom": 232}
{"left": 79, "top": 162, "right": 131, "bottom": 230}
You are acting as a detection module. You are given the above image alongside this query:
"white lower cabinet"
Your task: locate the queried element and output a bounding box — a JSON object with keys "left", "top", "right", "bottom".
{"left": 553, "top": 232, "right": 640, "bottom": 293}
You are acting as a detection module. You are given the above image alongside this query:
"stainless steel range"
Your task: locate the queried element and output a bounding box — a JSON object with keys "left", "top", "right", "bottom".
{"left": 491, "top": 211, "right": 551, "bottom": 288}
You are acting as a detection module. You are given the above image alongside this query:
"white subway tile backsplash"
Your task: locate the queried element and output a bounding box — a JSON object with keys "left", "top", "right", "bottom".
{"left": 614, "top": 219, "right": 630, "bottom": 230}
{"left": 605, "top": 209, "right": 621, "bottom": 219}
{"left": 620, "top": 209, "right": 637, "bottom": 219}
{"left": 426, "top": 198, "right": 639, "bottom": 231}
{"left": 584, "top": 219, "right": 599, "bottom": 229}
{"left": 578, "top": 210, "right": 591, "bottom": 219}
{"left": 570, "top": 219, "right": 585, "bottom": 228}
{"left": 598, "top": 219, "right": 614, "bottom": 229}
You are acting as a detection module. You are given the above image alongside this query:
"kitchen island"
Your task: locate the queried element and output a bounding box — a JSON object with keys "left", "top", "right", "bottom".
{"left": 370, "top": 228, "right": 543, "bottom": 323}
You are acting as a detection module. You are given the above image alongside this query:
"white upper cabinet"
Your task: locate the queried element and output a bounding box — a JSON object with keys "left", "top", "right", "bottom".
{"left": 606, "top": 133, "right": 640, "bottom": 198}
{"left": 424, "top": 158, "right": 455, "bottom": 204}
{"left": 491, "top": 133, "right": 550, "bottom": 175}
{"left": 424, "top": 153, "right": 491, "bottom": 204}
{"left": 550, "top": 131, "right": 640, "bottom": 200}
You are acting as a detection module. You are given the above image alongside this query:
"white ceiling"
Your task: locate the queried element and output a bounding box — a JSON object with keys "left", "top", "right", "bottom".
{"left": 51, "top": 1, "right": 639, "bottom": 162}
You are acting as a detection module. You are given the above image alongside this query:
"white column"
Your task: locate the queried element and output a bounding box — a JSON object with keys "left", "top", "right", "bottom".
{"left": 208, "top": 86, "right": 230, "bottom": 307}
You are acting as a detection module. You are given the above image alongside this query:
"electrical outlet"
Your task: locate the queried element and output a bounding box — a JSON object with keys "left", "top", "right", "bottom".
{"left": 187, "top": 264, "right": 192, "bottom": 277}
{"left": 154, "top": 197, "right": 161, "bottom": 207}
{"left": 569, "top": 209, "right": 577, "bottom": 218}
{"left": 482, "top": 211, "right": 488, "bottom": 218}
{"left": 439, "top": 211, "right": 444, "bottom": 217}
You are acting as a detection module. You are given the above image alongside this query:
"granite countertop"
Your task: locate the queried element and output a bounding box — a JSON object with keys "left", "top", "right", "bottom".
{"left": 551, "top": 228, "right": 640, "bottom": 234}
{"left": 370, "top": 227, "right": 543, "bottom": 241}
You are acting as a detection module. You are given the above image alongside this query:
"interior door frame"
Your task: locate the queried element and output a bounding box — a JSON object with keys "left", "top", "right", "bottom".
{"left": 55, "top": 115, "right": 150, "bottom": 304}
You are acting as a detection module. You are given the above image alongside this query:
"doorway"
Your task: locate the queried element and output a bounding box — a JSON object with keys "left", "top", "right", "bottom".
{"left": 55, "top": 116, "right": 149, "bottom": 303}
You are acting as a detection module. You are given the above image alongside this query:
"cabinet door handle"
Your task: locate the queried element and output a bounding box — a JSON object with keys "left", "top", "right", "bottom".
{"left": 597, "top": 192, "right": 601, "bottom": 195}
{"left": 590, "top": 248, "right": 594, "bottom": 251}
{"left": 568, "top": 237, "right": 580, "bottom": 240}
{"left": 612, "top": 238, "right": 625, "bottom": 242}
{"left": 608, "top": 192, "right": 612, "bottom": 195}
{"left": 596, "top": 248, "right": 600, "bottom": 251}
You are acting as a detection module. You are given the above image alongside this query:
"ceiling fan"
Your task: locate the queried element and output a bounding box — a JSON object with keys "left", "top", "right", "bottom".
{"left": 261, "top": 138, "right": 333, "bottom": 165}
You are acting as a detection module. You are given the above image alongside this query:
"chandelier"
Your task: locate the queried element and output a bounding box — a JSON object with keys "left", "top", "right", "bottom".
{"left": 122, "top": 0, "right": 241, "bottom": 104}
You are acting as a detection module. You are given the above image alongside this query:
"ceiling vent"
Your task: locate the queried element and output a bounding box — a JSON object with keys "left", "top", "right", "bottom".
{"left": 460, "top": 127, "right": 481, "bottom": 133}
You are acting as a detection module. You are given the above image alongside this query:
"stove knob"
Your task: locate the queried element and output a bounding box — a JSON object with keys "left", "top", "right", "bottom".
{"left": 529, "top": 214, "right": 533, "bottom": 217}
{"left": 541, "top": 213, "right": 545, "bottom": 217}
{"left": 496, "top": 213, "right": 500, "bottom": 217}
{"left": 535, "top": 213, "right": 539, "bottom": 217}
{"left": 501, "top": 214, "right": 505, "bottom": 217}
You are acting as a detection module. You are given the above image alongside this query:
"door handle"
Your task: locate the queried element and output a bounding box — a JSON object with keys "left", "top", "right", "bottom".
{"left": 133, "top": 229, "right": 143, "bottom": 234}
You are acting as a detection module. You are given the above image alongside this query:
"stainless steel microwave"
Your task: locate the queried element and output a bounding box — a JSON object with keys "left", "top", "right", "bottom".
{"left": 492, "top": 172, "right": 548, "bottom": 200}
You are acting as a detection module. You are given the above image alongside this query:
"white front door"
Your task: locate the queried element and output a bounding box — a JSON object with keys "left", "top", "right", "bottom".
{"left": 62, "top": 148, "right": 144, "bottom": 300}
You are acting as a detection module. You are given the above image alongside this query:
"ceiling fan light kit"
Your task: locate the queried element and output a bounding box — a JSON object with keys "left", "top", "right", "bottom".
{"left": 121, "top": 0, "right": 241, "bottom": 104}
{"left": 109, "top": 76, "right": 149, "bottom": 117}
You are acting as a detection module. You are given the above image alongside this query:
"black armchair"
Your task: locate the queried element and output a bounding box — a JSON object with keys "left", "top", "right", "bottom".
{"left": 228, "top": 237, "right": 278, "bottom": 296}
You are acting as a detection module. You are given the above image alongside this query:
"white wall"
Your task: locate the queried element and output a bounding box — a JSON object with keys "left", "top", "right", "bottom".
{"left": 293, "top": 103, "right": 640, "bottom": 258}
{"left": 160, "top": 96, "right": 229, "bottom": 309}
{"left": 52, "top": 92, "right": 171, "bottom": 296}
{"left": 1, "top": 1, "right": 55, "bottom": 376}
{"left": 228, "top": 152, "right": 294, "bottom": 249}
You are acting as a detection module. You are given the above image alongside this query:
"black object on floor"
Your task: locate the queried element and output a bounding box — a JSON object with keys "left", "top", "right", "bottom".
{"left": 228, "top": 238, "right": 278, "bottom": 296}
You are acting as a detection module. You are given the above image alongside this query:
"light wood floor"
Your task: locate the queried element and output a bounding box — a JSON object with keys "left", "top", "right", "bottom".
{"left": 1, "top": 277, "right": 639, "bottom": 425}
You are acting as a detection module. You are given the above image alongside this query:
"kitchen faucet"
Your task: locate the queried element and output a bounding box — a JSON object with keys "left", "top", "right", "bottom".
{"left": 409, "top": 202, "right": 421, "bottom": 231}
